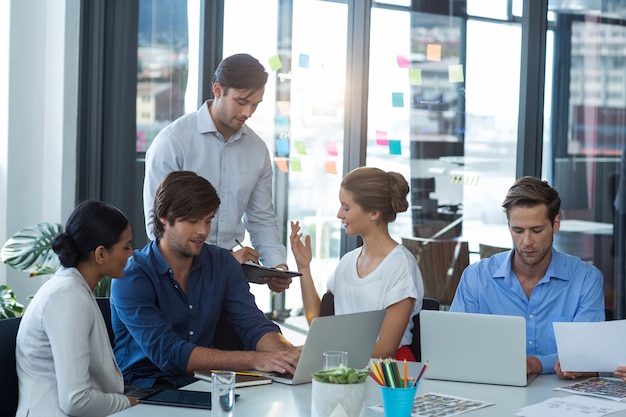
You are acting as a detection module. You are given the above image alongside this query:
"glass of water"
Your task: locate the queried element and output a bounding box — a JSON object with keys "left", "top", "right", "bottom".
{"left": 211, "top": 371, "right": 235, "bottom": 417}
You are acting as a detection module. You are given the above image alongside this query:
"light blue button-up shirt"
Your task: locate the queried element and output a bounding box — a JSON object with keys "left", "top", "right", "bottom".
{"left": 450, "top": 248, "right": 605, "bottom": 374}
{"left": 143, "top": 101, "right": 286, "bottom": 267}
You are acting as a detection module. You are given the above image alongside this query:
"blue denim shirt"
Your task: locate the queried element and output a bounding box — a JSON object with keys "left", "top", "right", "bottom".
{"left": 111, "top": 240, "right": 280, "bottom": 387}
{"left": 450, "top": 248, "right": 605, "bottom": 374}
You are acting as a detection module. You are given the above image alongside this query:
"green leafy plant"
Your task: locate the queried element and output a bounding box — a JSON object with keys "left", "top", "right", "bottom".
{"left": 311, "top": 364, "right": 369, "bottom": 384}
{"left": 0, "top": 285, "right": 24, "bottom": 319}
{"left": 1, "top": 222, "right": 63, "bottom": 276}
{"left": 0, "top": 222, "right": 112, "bottom": 315}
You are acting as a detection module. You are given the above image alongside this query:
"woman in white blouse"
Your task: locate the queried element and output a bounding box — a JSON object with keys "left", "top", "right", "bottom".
{"left": 15, "top": 200, "right": 138, "bottom": 417}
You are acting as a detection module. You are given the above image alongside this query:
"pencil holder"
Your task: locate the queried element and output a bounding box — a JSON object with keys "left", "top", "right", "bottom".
{"left": 379, "top": 384, "right": 418, "bottom": 417}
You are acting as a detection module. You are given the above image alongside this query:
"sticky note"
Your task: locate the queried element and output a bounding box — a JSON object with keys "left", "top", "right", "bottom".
{"left": 276, "top": 138, "right": 289, "bottom": 156}
{"left": 276, "top": 115, "right": 289, "bottom": 132}
{"left": 409, "top": 69, "right": 422, "bottom": 86}
{"left": 325, "top": 160, "right": 337, "bottom": 175}
{"left": 291, "top": 158, "right": 302, "bottom": 172}
{"left": 448, "top": 64, "right": 464, "bottom": 83}
{"left": 396, "top": 55, "right": 410, "bottom": 68}
{"left": 426, "top": 44, "right": 442, "bottom": 61}
{"left": 376, "top": 130, "right": 389, "bottom": 146}
{"left": 268, "top": 54, "right": 283, "bottom": 71}
{"left": 392, "top": 92, "right": 404, "bottom": 108}
{"left": 325, "top": 141, "right": 338, "bottom": 157}
{"left": 277, "top": 101, "right": 291, "bottom": 116}
{"left": 389, "top": 140, "right": 402, "bottom": 155}
{"left": 299, "top": 54, "right": 310, "bottom": 68}
{"left": 294, "top": 140, "right": 307, "bottom": 155}
{"left": 275, "top": 157, "right": 288, "bottom": 173}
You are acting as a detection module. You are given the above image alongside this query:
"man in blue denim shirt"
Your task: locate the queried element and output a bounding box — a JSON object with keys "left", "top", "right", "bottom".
{"left": 450, "top": 176, "right": 604, "bottom": 376}
{"left": 112, "top": 171, "right": 300, "bottom": 387}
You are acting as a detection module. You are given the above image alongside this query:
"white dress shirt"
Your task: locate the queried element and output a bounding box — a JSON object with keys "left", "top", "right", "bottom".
{"left": 15, "top": 267, "right": 129, "bottom": 417}
{"left": 143, "top": 100, "right": 287, "bottom": 267}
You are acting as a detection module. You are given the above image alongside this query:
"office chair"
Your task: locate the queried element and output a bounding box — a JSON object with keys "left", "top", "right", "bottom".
{"left": 319, "top": 292, "right": 335, "bottom": 317}
{"left": 410, "top": 297, "right": 440, "bottom": 362}
{"left": 0, "top": 316, "right": 22, "bottom": 416}
{"left": 478, "top": 243, "right": 509, "bottom": 259}
{"left": 402, "top": 237, "right": 469, "bottom": 307}
{"left": 96, "top": 297, "right": 115, "bottom": 347}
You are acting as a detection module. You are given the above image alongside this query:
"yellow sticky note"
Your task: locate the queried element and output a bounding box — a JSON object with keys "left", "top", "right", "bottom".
{"left": 409, "top": 69, "right": 422, "bottom": 86}
{"left": 294, "top": 140, "right": 307, "bottom": 155}
{"left": 275, "top": 157, "right": 288, "bottom": 173}
{"left": 268, "top": 54, "right": 283, "bottom": 71}
{"left": 324, "top": 160, "right": 337, "bottom": 175}
{"left": 291, "top": 158, "right": 302, "bottom": 172}
{"left": 448, "top": 64, "right": 464, "bottom": 83}
{"left": 426, "top": 44, "right": 442, "bottom": 62}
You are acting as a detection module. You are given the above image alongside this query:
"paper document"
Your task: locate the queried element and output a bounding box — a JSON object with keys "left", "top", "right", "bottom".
{"left": 516, "top": 395, "right": 626, "bottom": 417}
{"left": 555, "top": 377, "right": 626, "bottom": 401}
{"left": 553, "top": 320, "right": 626, "bottom": 372}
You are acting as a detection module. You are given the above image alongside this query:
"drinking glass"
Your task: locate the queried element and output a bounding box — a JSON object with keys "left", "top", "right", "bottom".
{"left": 211, "top": 371, "right": 235, "bottom": 417}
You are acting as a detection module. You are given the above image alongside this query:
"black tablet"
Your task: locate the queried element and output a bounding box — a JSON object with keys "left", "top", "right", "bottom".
{"left": 138, "top": 389, "right": 213, "bottom": 409}
{"left": 242, "top": 262, "right": 302, "bottom": 283}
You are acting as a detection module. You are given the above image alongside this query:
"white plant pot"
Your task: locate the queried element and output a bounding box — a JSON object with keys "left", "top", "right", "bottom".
{"left": 311, "top": 379, "right": 367, "bottom": 417}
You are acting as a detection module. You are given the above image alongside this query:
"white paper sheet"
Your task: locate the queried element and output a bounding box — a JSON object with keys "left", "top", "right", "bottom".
{"left": 516, "top": 395, "right": 626, "bottom": 417}
{"left": 553, "top": 320, "right": 626, "bottom": 372}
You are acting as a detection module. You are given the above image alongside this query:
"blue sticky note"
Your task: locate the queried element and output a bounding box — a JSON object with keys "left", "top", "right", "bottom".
{"left": 276, "top": 138, "right": 289, "bottom": 156}
{"left": 389, "top": 140, "right": 402, "bottom": 155}
{"left": 299, "top": 54, "right": 310, "bottom": 68}
{"left": 392, "top": 92, "right": 404, "bottom": 108}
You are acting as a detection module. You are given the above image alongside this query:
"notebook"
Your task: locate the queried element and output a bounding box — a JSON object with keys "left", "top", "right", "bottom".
{"left": 193, "top": 370, "right": 273, "bottom": 388}
{"left": 419, "top": 310, "right": 537, "bottom": 386}
{"left": 262, "top": 309, "right": 386, "bottom": 385}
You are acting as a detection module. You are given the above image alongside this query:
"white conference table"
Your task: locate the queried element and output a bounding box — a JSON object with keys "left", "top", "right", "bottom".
{"left": 110, "top": 362, "right": 626, "bottom": 417}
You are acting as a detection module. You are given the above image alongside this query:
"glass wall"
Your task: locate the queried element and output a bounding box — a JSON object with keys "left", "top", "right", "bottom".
{"left": 547, "top": 2, "right": 626, "bottom": 318}
{"left": 223, "top": 0, "right": 348, "bottom": 313}
{"left": 131, "top": 0, "right": 626, "bottom": 319}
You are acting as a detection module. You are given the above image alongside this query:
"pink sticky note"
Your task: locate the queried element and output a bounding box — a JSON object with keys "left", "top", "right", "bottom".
{"left": 396, "top": 55, "right": 410, "bottom": 68}
{"left": 325, "top": 142, "right": 338, "bottom": 157}
{"left": 376, "top": 130, "right": 389, "bottom": 146}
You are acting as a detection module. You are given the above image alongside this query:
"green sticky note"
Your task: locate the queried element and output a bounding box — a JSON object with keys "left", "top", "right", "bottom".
{"left": 392, "top": 92, "right": 404, "bottom": 108}
{"left": 409, "top": 69, "right": 422, "bottom": 86}
{"left": 294, "top": 140, "right": 307, "bottom": 155}
{"left": 291, "top": 158, "right": 302, "bottom": 172}
{"left": 389, "top": 140, "right": 402, "bottom": 155}
{"left": 449, "top": 64, "right": 464, "bottom": 83}
{"left": 268, "top": 54, "right": 283, "bottom": 71}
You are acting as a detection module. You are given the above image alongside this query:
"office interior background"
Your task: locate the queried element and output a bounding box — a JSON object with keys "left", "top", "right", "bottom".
{"left": 2, "top": 0, "right": 626, "bottom": 325}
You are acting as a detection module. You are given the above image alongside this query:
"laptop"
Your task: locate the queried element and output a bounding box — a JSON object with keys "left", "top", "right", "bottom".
{"left": 263, "top": 309, "right": 386, "bottom": 385}
{"left": 419, "top": 310, "right": 538, "bottom": 386}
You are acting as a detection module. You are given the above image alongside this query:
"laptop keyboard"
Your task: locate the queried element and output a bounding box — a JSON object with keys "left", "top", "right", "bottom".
{"left": 269, "top": 371, "right": 293, "bottom": 380}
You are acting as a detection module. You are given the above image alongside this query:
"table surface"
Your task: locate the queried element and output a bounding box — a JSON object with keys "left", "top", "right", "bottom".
{"left": 109, "top": 362, "right": 626, "bottom": 417}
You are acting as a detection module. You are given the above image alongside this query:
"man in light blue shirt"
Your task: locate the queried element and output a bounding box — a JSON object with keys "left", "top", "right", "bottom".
{"left": 143, "top": 53, "right": 290, "bottom": 292}
{"left": 450, "top": 176, "right": 605, "bottom": 376}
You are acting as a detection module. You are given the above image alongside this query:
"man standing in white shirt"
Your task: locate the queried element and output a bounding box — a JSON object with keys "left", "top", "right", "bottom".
{"left": 143, "top": 53, "right": 290, "bottom": 293}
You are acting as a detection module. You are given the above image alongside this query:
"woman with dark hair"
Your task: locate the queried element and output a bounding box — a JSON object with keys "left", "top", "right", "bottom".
{"left": 290, "top": 167, "right": 424, "bottom": 361}
{"left": 15, "top": 200, "right": 137, "bottom": 417}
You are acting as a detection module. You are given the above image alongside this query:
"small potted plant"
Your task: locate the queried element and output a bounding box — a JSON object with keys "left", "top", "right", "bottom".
{"left": 311, "top": 364, "right": 369, "bottom": 417}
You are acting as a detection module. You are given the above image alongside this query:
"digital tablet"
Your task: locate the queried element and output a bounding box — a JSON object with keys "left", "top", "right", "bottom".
{"left": 242, "top": 262, "right": 302, "bottom": 283}
{"left": 138, "top": 389, "right": 215, "bottom": 409}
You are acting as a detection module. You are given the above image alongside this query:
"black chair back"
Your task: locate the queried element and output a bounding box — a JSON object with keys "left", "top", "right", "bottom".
{"left": 0, "top": 316, "right": 22, "bottom": 416}
{"left": 410, "top": 297, "right": 440, "bottom": 361}
{"left": 96, "top": 297, "right": 115, "bottom": 347}
{"left": 319, "top": 292, "right": 335, "bottom": 317}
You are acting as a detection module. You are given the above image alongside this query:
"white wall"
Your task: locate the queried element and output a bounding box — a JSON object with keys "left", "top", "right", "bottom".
{"left": 0, "top": 0, "right": 78, "bottom": 305}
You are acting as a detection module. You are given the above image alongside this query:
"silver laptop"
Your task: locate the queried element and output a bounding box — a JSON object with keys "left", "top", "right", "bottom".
{"left": 420, "top": 310, "right": 537, "bottom": 386}
{"left": 264, "top": 309, "right": 386, "bottom": 385}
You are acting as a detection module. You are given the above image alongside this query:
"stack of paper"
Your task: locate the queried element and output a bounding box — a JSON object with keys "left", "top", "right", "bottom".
{"left": 516, "top": 395, "right": 626, "bottom": 417}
